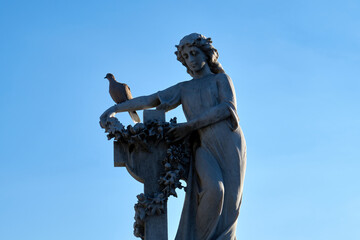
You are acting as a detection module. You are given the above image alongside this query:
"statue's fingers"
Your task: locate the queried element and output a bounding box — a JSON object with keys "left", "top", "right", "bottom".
{"left": 167, "top": 128, "right": 175, "bottom": 133}
{"left": 99, "top": 116, "right": 106, "bottom": 125}
{"left": 99, "top": 118, "right": 108, "bottom": 129}
{"left": 173, "top": 136, "right": 182, "bottom": 142}
{"left": 172, "top": 131, "right": 184, "bottom": 142}
{"left": 168, "top": 132, "right": 181, "bottom": 142}
{"left": 166, "top": 129, "right": 175, "bottom": 140}
{"left": 167, "top": 127, "right": 179, "bottom": 136}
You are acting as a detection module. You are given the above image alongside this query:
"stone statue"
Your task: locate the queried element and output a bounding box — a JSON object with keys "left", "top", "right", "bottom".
{"left": 100, "top": 33, "right": 247, "bottom": 240}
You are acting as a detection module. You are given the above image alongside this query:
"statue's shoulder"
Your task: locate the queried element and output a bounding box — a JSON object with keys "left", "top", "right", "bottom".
{"left": 215, "top": 73, "right": 231, "bottom": 80}
{"left": 158, "top": 80, "right": 188, "bottom": 97}
{"left": 176, "top": 78, "right": 193, "bottom": 87}
{"left": 214, "top": 73, "right": 232, "bottom": 84}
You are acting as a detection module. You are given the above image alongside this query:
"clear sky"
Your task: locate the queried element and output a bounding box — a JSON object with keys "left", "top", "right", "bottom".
{"left": 1, "top": 0, "right": 359, "bottom": 239}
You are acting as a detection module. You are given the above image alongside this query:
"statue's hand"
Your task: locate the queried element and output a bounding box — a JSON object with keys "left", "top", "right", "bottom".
{"left": 167, "top": 123, "right": 192, "bottom": 142}
{"left": 99, "top": 105, "right": 117, "bottom": 128}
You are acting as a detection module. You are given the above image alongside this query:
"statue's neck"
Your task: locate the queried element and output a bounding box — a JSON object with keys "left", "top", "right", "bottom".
{"left": 192, "top": 64, "right": 213, "bottom": 79}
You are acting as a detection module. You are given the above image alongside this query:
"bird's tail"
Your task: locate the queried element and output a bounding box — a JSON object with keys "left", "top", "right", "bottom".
{"left": 129, "top": 111, "right": 141, "bottom": 123}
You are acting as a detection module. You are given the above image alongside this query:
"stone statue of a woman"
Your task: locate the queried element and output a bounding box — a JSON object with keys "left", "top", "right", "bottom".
{"left": 100, "top": 33, "right": 247, "bottom": 240}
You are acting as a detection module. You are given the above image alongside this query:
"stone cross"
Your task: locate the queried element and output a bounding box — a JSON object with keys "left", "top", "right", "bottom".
{"left": 114, "top": 110, "right": 168, "bottom": 240}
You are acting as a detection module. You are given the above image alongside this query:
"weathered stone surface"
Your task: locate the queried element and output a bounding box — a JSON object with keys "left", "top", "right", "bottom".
{"left": 113, "top": 110, "right": 169, "bottom": 240}
{"left": 100, "top": 33, "right": 246, "bottom": 240}
{"left": 103, "top": 110, "right": 189, "bottom": 240}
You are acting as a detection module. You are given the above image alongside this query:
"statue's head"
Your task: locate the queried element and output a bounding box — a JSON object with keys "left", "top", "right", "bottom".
{"left": 175, "top": 33, "right": 225, "bottom": 77}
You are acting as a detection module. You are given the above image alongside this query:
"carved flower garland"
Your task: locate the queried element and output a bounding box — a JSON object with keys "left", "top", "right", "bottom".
{"left": 101, "top": 117, "right": 190, "bottom": 239}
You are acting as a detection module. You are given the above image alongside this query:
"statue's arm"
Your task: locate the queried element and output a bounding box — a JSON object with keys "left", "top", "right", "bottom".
{"left": 114, "top": 93, "right": 160, "bottom": 112}
{"left": 100, "top": 93, "right": 160, "bottom": 119}
{"left": 187, "top": 74, "right": 236, "bottom": 131}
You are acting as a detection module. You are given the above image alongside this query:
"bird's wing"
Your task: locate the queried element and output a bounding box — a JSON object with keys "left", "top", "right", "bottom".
{"left": 109, "top": 82, "right": 127, "bottom": 103}
{"left": 124, "top": 84, "right": 133, "bottom": 100}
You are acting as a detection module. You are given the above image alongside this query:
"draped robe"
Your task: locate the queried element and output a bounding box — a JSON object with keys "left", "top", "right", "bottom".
{"left": 157, "top": 73, "right": 247, "bottom": 240}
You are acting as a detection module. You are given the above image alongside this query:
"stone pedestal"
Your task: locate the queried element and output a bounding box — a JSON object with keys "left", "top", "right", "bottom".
{"left": 114, "top": 110, "right": 168, "bottom": 240}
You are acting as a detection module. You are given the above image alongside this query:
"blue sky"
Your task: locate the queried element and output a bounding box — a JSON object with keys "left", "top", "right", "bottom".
{"left": 1, "top": 0, "right": 359, "bottom": 239}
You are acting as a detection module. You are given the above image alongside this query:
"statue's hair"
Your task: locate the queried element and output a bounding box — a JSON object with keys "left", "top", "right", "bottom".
{"left": 175, "top": 33, "right": 225, "bottom": 77}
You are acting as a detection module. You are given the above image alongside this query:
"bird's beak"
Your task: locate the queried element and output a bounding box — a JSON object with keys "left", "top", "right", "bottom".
{"left": 104, "top": 76, "right": 107, "bottom": 79}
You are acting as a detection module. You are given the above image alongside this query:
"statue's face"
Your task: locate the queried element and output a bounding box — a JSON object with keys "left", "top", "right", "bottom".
{"left": 181, "top": 45, "right": 207, "bottom": 73}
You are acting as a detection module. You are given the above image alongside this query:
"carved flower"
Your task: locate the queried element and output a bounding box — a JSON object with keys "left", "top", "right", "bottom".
{"left": 152, "top": 193, "right": 165, "bottom": 204}
{"left": 164, "top": 162, "right": 171, "bottom": 170}
{"left": 101, "top": 116, "right": 191, "bottom": 240}
{"left": 105, "top": 117, "right": 125, "bottom": 135}
{"left": 133, "top": 123, "right": 145, "bottom": 133}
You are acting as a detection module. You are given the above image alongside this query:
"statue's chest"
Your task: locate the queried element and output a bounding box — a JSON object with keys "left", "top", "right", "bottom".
{"left": 181, "top": 79, "right": 219, "bottom": 117}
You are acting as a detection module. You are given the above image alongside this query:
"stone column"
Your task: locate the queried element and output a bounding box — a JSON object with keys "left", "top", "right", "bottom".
{"left": 114, "top": 110, "right": 168, "bottom": 240}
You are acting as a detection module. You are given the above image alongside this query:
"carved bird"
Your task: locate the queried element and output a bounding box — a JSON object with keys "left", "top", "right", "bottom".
{"left": 104, "top": 73, "right": 140, "bottom": 123}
